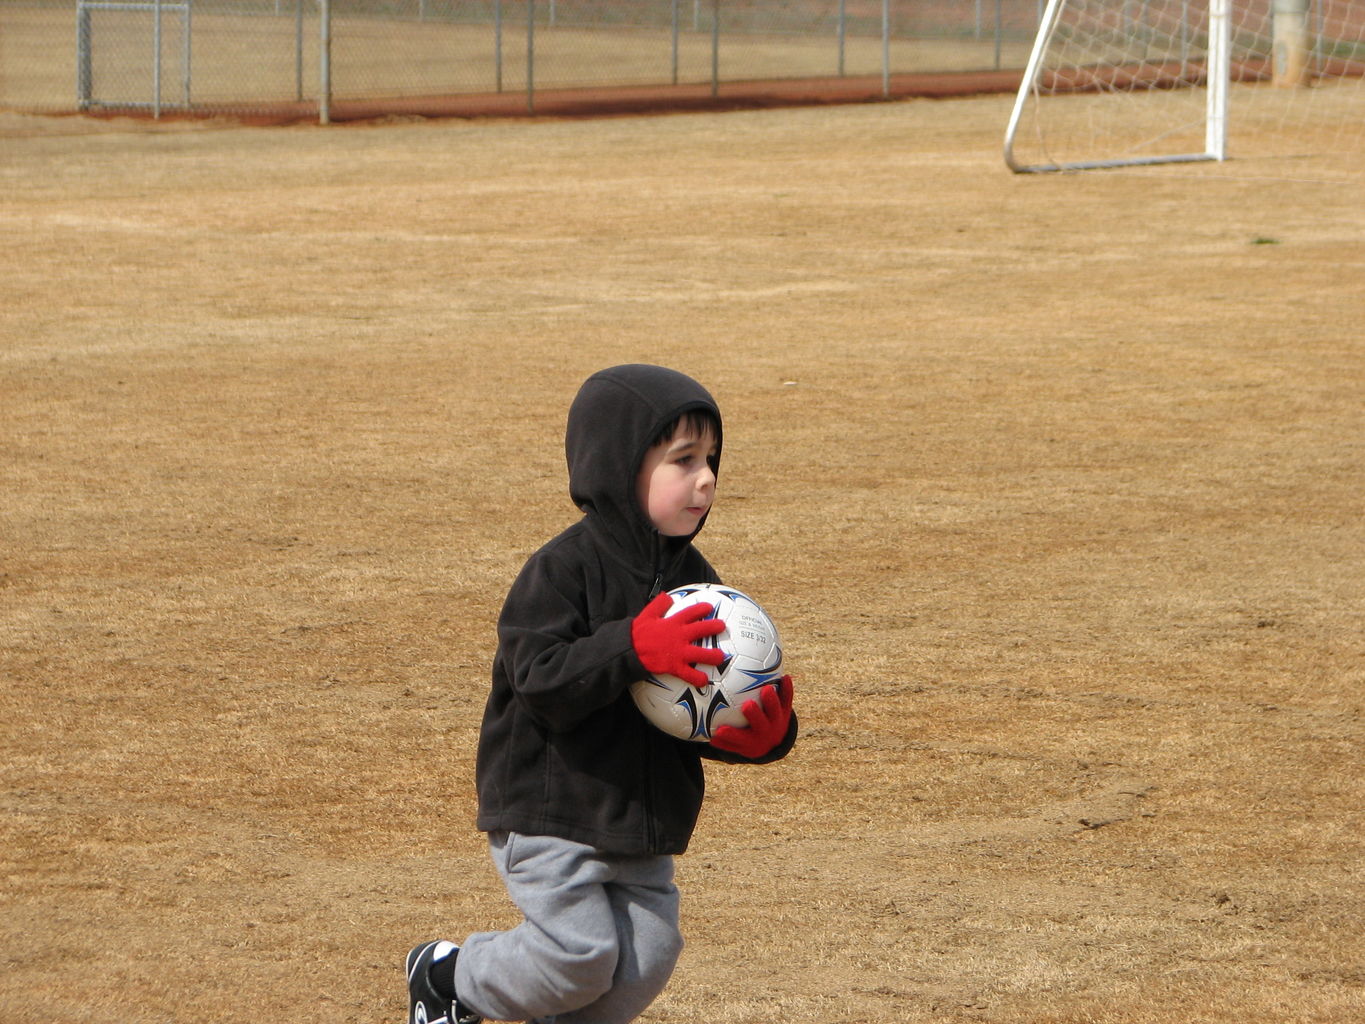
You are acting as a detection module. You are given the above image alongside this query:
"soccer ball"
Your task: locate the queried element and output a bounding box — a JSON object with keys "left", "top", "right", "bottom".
{"left": 630, "top": 583, "right": 783, "bottom": 742}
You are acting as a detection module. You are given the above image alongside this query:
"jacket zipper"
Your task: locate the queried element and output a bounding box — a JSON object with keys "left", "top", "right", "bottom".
{"left": 648, "top": 532, "right": 664, "bottom": 599}
{"left": 644, "top": 733, "right": 658, "bottom": 852}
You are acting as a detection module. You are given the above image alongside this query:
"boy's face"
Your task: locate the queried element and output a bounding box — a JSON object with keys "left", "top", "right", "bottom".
{"left": 636, "top": 422, "right": 719, "bottom": 537}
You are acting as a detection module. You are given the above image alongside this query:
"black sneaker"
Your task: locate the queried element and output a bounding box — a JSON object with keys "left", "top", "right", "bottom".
{"left": 406, "top": 941, "right": 482, "bottom": 1024}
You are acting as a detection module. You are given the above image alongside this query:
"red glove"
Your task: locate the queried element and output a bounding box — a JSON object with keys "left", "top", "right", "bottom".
{"left": 711, "top": 675, "right": 794, "bottom": 758}
{"left": 631, "top": 592, "right": 726, "bottom": 688}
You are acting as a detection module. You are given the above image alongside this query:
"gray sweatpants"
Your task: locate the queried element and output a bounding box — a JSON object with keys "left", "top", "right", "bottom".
{"left": 456, "top": 832, "right": 683, "bottom": 1024}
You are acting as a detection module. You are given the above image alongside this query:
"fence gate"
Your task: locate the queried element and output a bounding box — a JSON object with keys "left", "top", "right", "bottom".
{"left": 77, "top": 0, "right": 192, "bottom": 115}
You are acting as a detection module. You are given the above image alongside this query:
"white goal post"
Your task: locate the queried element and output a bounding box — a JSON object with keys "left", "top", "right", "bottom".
{"left": 1004, "top": 0, "right": 1365, "bottom": 174}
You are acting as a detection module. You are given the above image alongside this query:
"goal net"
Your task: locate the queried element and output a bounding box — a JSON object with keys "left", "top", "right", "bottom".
{"left": 1004, "top": 0, "right": 1365, "bottom": 177}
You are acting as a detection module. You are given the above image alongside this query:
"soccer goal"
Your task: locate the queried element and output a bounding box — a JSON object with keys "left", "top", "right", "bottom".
{"left": 1004, "top": 0, "right": 1365, "bottom": 174}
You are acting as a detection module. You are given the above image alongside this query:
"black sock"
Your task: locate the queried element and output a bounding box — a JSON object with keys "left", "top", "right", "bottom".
{"left": 428, "top": 947, "right": 458, "bottom": 1002}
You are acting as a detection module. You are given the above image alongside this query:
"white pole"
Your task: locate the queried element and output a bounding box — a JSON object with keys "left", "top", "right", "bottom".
{"left": 1205, "top": 0, "right": 1229, "bottom": 159}
{"left": 1003, "top": 0, "right": 1066, "bottom": 171}
{"left": 1272, "top": 0, "right": 1311, "bottom": 87}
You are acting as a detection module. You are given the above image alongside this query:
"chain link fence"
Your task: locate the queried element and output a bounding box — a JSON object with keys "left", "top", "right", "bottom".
{"left": 2, "top": 0, "right": 1045, "bottom": 121}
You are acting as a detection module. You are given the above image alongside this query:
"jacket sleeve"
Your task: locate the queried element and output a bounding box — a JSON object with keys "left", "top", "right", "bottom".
{"left": 495, "top": 552, "right": 648, "bottom": 733}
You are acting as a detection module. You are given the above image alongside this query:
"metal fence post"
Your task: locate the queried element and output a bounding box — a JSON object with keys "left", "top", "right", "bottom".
{"left": 76, "top": 0, "right": 92, "bottom": 108}
{"left": 495, "top": 0, "right": 503, "bottom": 93}
{"left": 995, "top": 0, "right": 1003, "bottom": 70}
{"left": 711, "top": 0, "right": 719, "bottom": 97}
{"left": 881, "top": 0, "right": 889, "bottom": 97}
{"left": 319, "top": 0, "right": 330, "bottom": 124}
{"left": 837, "top": 0, "right": 846, "bottom": 76}
{"left": 295, "top": 0, "right": 304, "bottom": 101}
{"left": 183, "top": 0, "right": 191, "bottom": 107}
{"left": 153, "top": 0, "right": 162, "bottom": 117}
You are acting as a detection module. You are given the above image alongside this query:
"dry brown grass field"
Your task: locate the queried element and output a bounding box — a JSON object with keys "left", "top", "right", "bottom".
{"left": 1, "top": 96, "right": 1362, "bottom": 1024}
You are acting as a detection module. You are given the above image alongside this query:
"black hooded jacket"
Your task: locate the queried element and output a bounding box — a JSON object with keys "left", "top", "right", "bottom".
{"left": 474, "top": 364, "right": 797, "bottom": 855}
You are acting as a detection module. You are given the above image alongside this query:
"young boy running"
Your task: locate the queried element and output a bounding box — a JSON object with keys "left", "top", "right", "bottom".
{"left": 406, "top": 363, "right": 798, "bottom": 1024}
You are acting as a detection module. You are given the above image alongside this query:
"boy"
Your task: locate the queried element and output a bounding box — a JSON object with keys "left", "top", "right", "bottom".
{"left": 406, "top": 364, "right": 798, "bottom": 1024}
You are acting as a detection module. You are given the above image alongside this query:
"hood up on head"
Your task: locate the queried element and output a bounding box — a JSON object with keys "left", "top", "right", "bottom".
{"left": 565, "top": 364, "right": 723, "bottom": 570}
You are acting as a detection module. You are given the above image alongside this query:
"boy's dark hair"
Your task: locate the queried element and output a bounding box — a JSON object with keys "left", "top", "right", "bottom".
{"left": 648, "top": 409, "right": 721, "bottom": 456}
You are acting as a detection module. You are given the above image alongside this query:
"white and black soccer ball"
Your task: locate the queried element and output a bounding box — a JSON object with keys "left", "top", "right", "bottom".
{"left": 630, "top": 583, "right": 783, "bottom": 742}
